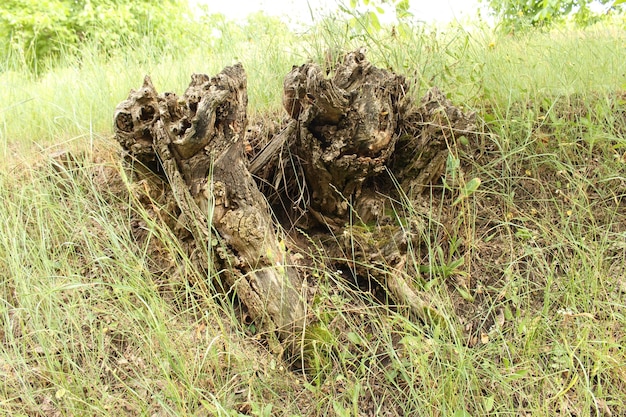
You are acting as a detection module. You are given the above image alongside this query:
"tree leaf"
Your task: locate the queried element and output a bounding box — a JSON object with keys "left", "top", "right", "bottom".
{"left": 484, "top": 395, "right": 495, "bottom": 412}
{"left": 368, "top": 11, "right": 381, "bottom": 31}
{"left": 346, "top": 331, "right": 364, "bottom": 345}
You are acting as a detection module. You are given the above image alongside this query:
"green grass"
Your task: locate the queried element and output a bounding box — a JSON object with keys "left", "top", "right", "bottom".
{"left": 1, "top": 10, "right": 626, "bottom": 417}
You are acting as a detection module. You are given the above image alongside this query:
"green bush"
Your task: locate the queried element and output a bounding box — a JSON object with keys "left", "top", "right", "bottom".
{"left": 0, "top": 0, "right": 190, "bottom": 73}
{"left": 481, "top": 0, "right": 625, "bottom": 31}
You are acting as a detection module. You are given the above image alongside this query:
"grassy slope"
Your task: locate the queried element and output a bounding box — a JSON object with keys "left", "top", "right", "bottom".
{"left": 1, "top": 13, "right": 625, "bottom": 416}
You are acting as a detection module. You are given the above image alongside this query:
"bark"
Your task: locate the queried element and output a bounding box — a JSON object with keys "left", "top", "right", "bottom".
{"left": 283, "top": 48, "right": 408, "bottom": 227}
{"left": 113, "top": 66, "right": 305, "bottom": 340}
{"left": 280, "top": 50, "right": 476, "bottom": 326}
{"left": 268, "top": 54, "right": 476, "bottom": 225}
{"left": 392, "top": 86, "right": 477, "bottom": 194}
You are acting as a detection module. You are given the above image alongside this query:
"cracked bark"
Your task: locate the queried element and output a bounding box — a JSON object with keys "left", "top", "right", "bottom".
{"left": 114, "top": 66, "right": 305, "bottom": 341}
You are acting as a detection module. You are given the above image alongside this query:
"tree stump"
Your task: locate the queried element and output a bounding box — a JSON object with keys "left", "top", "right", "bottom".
{"left": 277, "top": 50, "right": 476, "bottom": 325}
{"left": 392, "top": 86, "right": 477, "bottom": 194}
{"left": 113, "top": 65, "right": 305, "bottom": 341}
{"left": 112, "top": 51, "right": 477, "bottom": 341}
{"left": 282, "top": 48, "right": 408, "bottom": 228}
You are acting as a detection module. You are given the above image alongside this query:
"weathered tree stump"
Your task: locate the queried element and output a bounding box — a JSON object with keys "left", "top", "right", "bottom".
{"left": 278, "top": 49, "right": 476, "bottom": 324}
{"left": 392, "top": 86, "right": 477, "bottom": 194}
{"left": 112, "top": 50, "right": 477, "bottom": 342}
{"left": 282, "top": 48, "right": 407, "bottom": 228}
{"left": 113, "top": 65, "right": 305, "bottom": 340}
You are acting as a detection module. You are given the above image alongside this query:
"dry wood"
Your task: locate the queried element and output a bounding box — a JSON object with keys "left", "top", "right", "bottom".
{"left": 392, "top": 86, "right": 477, "bottom": 193}
{"left": 281, "top": 50, "right": 475, "bottom": 326}
{"left": 114, "top": 66, "right": 305, "bottom": 340}
{"left": 112, "top": 51, "right": 478, "bottom": 342}
{"left": 283, "top": 48, "right": 408, "bottom": 226}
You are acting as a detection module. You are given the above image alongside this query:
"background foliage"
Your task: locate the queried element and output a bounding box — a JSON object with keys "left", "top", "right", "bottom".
{"left": 481, "top": 0, "right": 625, "bottom": 30}
{"left": 0, "top": 0, "right": 190, "bottom": 72}
{"left": 3, "top": 0, "right": 625, "bottom": 74}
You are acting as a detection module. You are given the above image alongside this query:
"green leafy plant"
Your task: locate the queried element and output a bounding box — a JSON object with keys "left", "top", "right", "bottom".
{"left": 0, "top": 0, "right": 190, "bottom": 72}
{"left": 481, "top": 0, "right": 624, "bottom": 31}
{"left": 338, "top": 0, "right": 412, "bottom": 33}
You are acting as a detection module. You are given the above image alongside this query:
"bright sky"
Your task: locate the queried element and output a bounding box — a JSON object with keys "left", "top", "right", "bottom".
{"left": 194, "top": 0, "right": 484, "bottom": 26}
